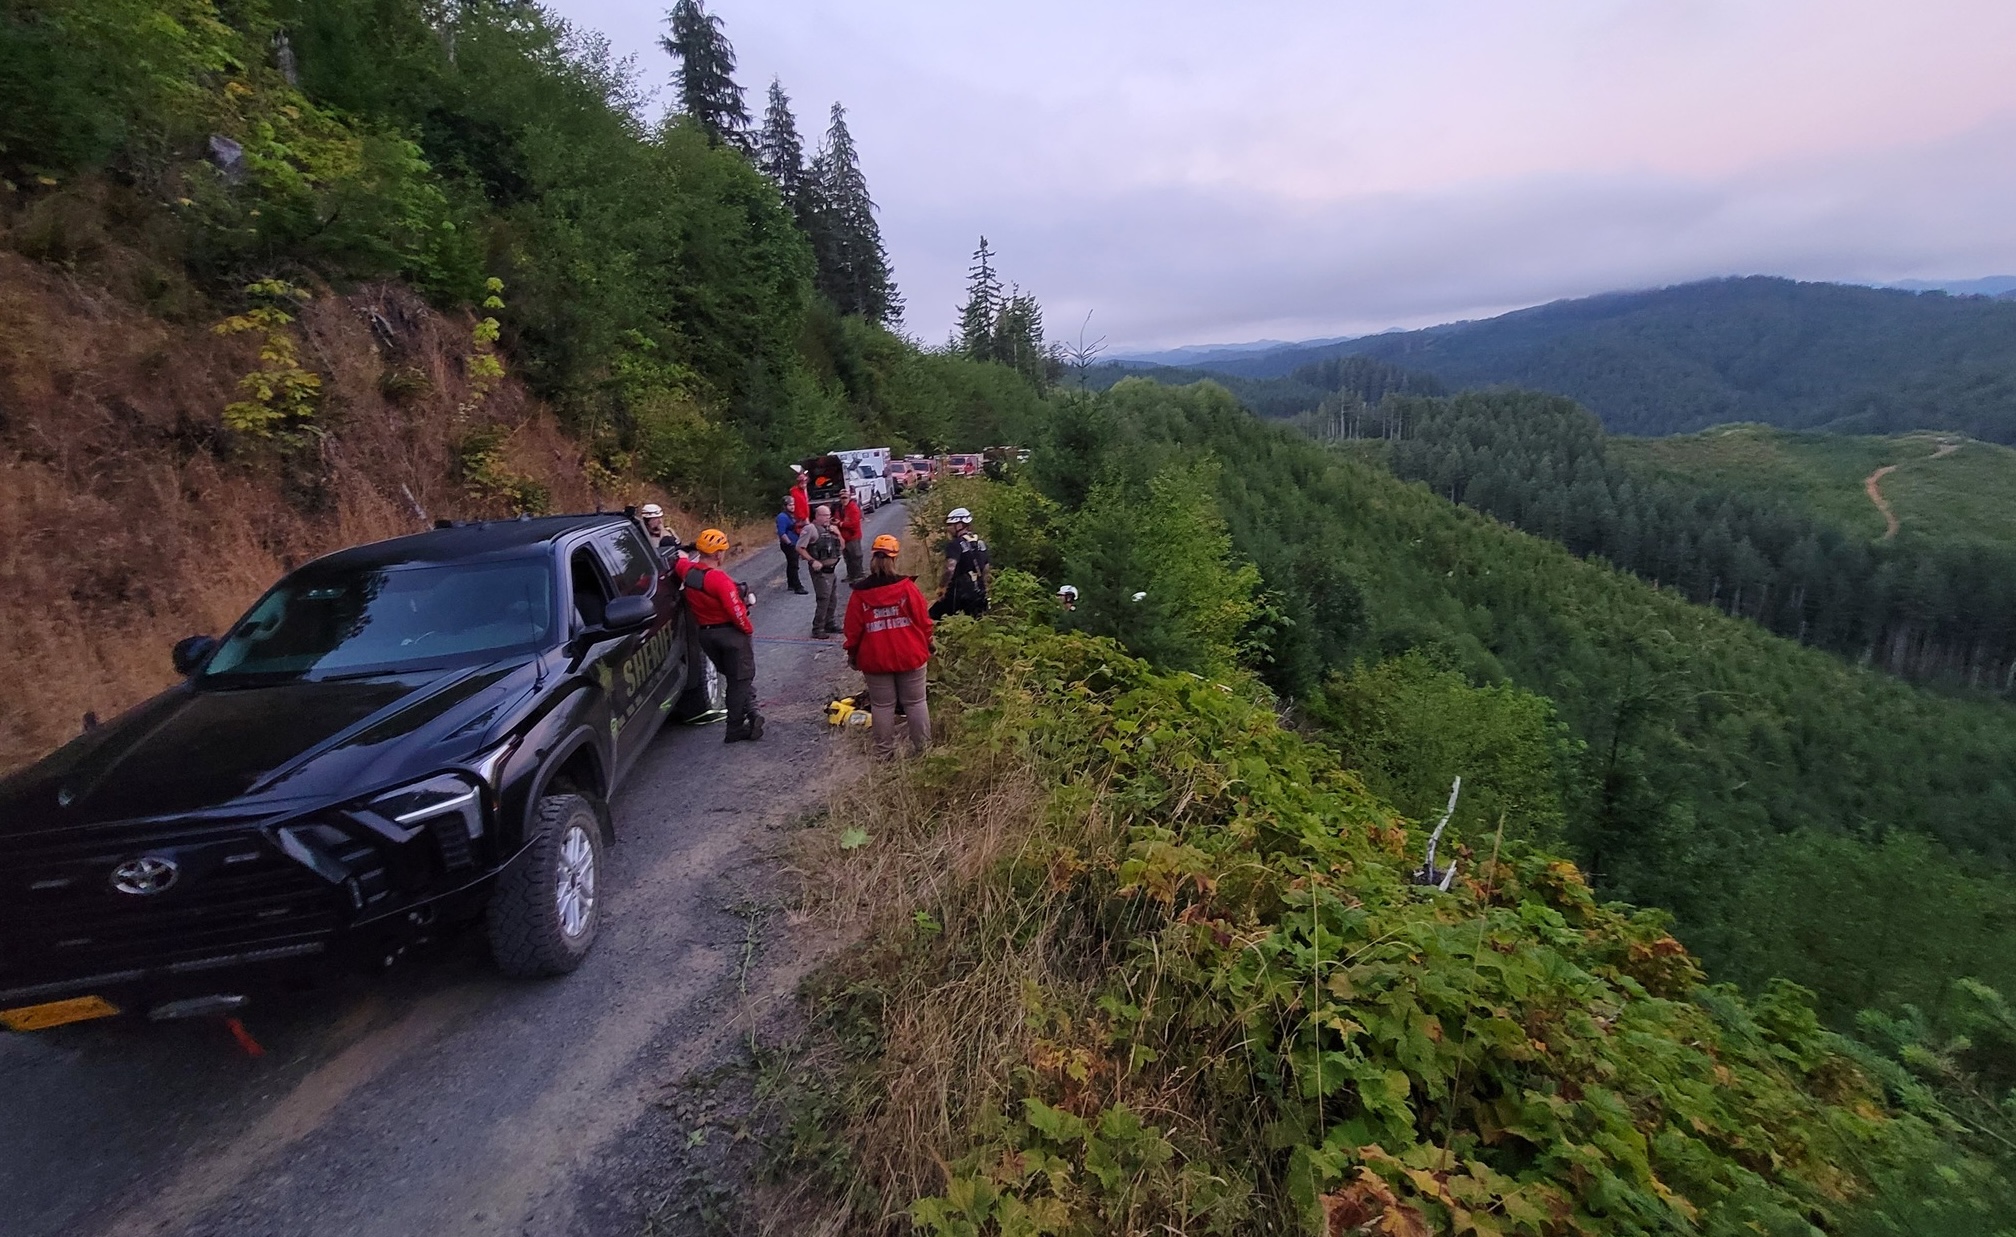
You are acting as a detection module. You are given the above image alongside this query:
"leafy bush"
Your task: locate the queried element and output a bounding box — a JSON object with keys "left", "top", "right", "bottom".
{"left": 211, "top": 277, "right": 320, "bottom": 435}
{"left": 0, "top": 0, "right": 234, "bottom": 178}
{"left": 1060, "top": 463, "right": 1260, "bottom": 679}
{"left": 788, "top": 615, "right": 1980, "bottom": 1235}
{"left": 454, "top": 424, "right": 549, "bottom": 516}
{"left": 1309, "top": 652, "right": 1581, "bottom": 851}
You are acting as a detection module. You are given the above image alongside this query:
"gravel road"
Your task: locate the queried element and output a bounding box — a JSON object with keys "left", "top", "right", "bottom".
{"left": 0, "top": 501, "right": 908, "bottom": 1237}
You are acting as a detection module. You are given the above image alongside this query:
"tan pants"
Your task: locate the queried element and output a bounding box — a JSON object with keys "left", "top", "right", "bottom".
{"left": 864, "top": 667, "right": 930, "bottom": 756}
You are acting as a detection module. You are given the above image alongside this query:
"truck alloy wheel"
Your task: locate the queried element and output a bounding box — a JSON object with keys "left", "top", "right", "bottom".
{"left": 554, "top": 823, "right": 597, "bottom": 941}
{"left": 488, "top": 793, "right": 606, "bottom": 977}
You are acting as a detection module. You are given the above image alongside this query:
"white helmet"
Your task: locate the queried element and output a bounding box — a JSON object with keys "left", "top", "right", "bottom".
{"left": 638, "top": 503, "right": 663, "bottom": 519}
{"left": 1057, "top": 584, "right": 1079, "bottom": 600}
{"left": 946, "top": 507, "right": 973, "bottom": 524}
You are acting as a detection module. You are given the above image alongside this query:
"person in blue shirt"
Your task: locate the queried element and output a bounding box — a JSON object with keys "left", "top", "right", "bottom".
{"left": 777, "top": 494, "right": 808, "bottom": 594}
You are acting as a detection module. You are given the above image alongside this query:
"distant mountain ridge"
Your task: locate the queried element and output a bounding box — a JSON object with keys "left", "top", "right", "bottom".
{"left": 1883, "top": 276, "right": 2016, "bottom": 297}
{"left": 1144, "top": 276, "right": 2016, "bottom": 441}
{"left": 1110, "top": 335, "right": 1357, "bottom": 368}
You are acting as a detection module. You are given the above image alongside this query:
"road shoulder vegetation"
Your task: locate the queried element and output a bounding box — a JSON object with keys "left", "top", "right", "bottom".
{"left": 760, "top": 559, "right": 2009, "bottom": 1235}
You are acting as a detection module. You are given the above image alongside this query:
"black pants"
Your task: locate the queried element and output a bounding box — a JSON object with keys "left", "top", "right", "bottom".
{"left": 810, "top": 568, "right": 838, "bottom": 632}
{"left": 697, "top": 625, "right": 756, "bottom": 732}
{"left": 779, "top": 538, "right": 803, "bottom": 590}
{"left": 842, "top": 537, "right": 863, "bottom": 582}
{"left": 929, "top": 594, "right": 987, "bottom": 621}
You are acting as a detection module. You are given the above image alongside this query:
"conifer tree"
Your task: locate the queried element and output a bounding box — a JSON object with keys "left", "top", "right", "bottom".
{"left": 957, "top": 237, "right": 1001, "bottom": 360}
{"left": 756, "top": 78, "right": 808, "bottom": 221}
{"left": 661, "top": 0, "right": 750, "bottom": 148}
{"left": 992, "top": 286, "right": 1050, "bottom": 383}
{"left": 807, "top": 103, "right": 900, "bottom": 323}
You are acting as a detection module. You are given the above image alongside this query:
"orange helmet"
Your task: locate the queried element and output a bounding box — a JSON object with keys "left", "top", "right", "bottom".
{"left": 871, "top": 533, "right": 901, "bottom": 555}
{"left": 696, "top": 528, "right": 729, "bottom": 554}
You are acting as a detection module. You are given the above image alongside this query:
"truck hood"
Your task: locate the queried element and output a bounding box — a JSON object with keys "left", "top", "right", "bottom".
{"left": 0, "top": 659, "right": 540, "bottom": 833}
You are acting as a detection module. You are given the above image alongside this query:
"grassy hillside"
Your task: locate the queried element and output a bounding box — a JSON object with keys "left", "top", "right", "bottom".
{"left": 1185, "top": 277, "right": 2016, "bottom": 442}
{"left": 1382, "top": 393, "right": 2016, "bottom": 691}
{"left": 1612, "top": 424, "right": 2016, "bottom": 549}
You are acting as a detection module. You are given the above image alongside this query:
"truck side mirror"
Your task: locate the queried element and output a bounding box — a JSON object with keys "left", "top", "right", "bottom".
{"left": 172, "top": 635, "right": 217, "bottom": 676}
{"left": 600, "top": 595, "right": 655, "bottom": 632}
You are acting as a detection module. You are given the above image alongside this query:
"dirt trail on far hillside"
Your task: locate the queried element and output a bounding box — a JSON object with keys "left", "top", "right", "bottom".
{"left": 1864, "top": 464, "right": 1901, "bottom": 540}
{"left": 1861, "top": 440, "right": 1963, "bottom": 542}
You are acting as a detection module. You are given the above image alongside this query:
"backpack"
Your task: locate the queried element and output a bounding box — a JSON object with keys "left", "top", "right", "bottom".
{"left": 949, "top": 536, "right": 990, "bottom": 604}
{"left": 682, "top": 564, "right": 751, "bottom": 609}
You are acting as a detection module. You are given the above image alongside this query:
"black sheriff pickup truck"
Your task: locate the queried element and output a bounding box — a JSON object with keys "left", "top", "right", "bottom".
{"left": 0, "top": 513, "right": 707, "bottom": 1031}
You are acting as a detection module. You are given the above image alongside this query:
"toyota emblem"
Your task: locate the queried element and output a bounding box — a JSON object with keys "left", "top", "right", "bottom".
{"left": 111, "top": 855, "right": 180, "bottom": 896}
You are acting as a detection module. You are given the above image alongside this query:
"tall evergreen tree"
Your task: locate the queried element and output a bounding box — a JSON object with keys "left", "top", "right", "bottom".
{"left": 808, "top": 103, "right": 900, "bottom": 323}
{"left": 660, "top": 0, "right": 749, "bottom": 147}
{"left": 992, "top": 285, "right": 1051, "bottom": 384}
{"left": 756, "top": 78, "right": 808, "bottom": 220}
{"left": 957, "top": 236, "right": 1001, "bottom": 360}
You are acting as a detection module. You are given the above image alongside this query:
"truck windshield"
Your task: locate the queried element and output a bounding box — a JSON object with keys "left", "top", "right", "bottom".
{"left": 201, "top": 558, "right": 556, "bottom": 683}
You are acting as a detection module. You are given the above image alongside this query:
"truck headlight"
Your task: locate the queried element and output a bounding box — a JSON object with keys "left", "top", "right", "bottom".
{"left": 371, "top": 773, "right": 485, "bottom": 839}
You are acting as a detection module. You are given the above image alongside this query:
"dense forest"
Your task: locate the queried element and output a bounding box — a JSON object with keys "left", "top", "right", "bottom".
{"left": 1081, "top": 352, "right": 1443, "bottom": 420}
{"left": 1380, "top": 392, "right": 2016, "bottom": 690}
{"left": 977, "top": 380, "right": 2016, "bottom": 1020}
{"left": 1159, "top": 276, "right": 2016, "bottom": 443}
{"left": 0, "top": 0, "right": 1049, "bottom": 509}
{"left": 777, "top": 379, "right": 2016, "bottom": 1231}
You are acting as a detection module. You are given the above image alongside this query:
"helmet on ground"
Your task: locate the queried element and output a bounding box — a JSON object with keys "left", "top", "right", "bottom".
{"left": 696, "top": 528, "right": 730, "bottom": 554}
{"left": 946, "top": 507, "right": 973, "bottom": 524}
{"left": 1057, "top": 584, "right": 1079, "bottom": 600}
{"left": 639, "top": 503, "right": 663, "bottom": 519}
{"left": 872, "top": 534, "right": 901, "bottom": 555}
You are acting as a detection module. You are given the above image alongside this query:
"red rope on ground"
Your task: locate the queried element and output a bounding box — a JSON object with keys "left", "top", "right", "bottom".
{"left": 223, "top": 1016, "right": 266, "bottom": 1058}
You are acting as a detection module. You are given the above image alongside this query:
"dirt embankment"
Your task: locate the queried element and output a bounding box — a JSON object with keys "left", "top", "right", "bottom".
{"left": 0, "top": 252, "right": 717, "bottom": 775}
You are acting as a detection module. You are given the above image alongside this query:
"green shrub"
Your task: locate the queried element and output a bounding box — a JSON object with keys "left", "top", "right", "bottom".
{"left": 1309, "top": 652, "right": 1582, "bottom": 851}
{"left": 1060, "top": 462, "right": 1260, "bottom": 679}
{"left": 791, "top": 616, "right": 1982, "bottom": 1235}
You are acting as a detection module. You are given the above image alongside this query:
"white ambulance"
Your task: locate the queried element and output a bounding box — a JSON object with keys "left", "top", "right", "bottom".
{"left": 836, "top": 447, "right": 894, "bottom": 509}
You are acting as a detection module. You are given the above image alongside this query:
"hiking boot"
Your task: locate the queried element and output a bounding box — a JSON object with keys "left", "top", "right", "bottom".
{"left": 811, "top": 629, "right": 831, "bottom": 640}
{"left": 746, "top": 713, "right": 766, "bottom": 741}
{"left": 790, "top": 586, "right": 809, "bottom": 595}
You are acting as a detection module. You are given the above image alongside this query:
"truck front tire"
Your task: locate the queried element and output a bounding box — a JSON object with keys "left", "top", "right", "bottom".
{"left": 488, "top": 792, "right": 605, "bottom": 977}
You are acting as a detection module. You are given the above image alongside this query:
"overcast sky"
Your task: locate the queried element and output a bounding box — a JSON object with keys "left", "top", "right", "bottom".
{"left": 560, "top": 0, "right": 2016, "bottom": 350}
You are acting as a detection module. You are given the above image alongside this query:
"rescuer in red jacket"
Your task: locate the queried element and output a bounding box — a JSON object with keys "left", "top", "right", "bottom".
{"left": 674, "top": 529, "right": 763, "bottom": 743}
{"left": 837, "top": 493, "right": 865, "bottom": 582}
{"left": 842, "top": 534, "right": 934, "bottom": 756}
{"left": 789, "top": 466, "right": 811, "bottom": 526}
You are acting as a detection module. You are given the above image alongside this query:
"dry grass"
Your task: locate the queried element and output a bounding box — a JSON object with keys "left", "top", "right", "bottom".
{"left": 762, "top": 660, "right": 1142, "bottom": 1233}
{"left": 0, "top": 246, "right": 712, "bottom": 774}
{"left": 766, "top": 763, "right": 1054, "bottom": 1232}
